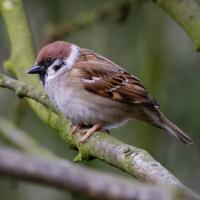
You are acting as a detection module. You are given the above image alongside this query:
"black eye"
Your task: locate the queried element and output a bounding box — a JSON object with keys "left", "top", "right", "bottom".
{"left": 53, "top": 65, "right": 62, "bottom": 71}
{"left": 46, "top": 58, "right": 51, "bottom": 63}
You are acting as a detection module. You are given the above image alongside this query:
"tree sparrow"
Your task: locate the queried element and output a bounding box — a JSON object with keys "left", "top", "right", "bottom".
{"left": 28, "top": 41, "right": 193, "bottom": 145}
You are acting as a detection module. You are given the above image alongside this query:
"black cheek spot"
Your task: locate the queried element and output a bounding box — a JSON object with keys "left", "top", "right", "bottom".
{"left": 53, "top": 65, "right": 62, "bottom": 71}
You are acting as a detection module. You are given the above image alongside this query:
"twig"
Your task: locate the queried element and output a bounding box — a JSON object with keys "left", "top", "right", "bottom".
{"left": 44, "top": 0, "right": 137, "bottom": 43}
{"left": 153, "top": 0, "right": 200, "bottom": 50}
{"left": 0, "top": 148, "right": 198, "bottom": 200}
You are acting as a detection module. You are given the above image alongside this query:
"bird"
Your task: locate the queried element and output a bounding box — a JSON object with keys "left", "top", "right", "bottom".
{"left": 28, "top": 41, "right": 193, "bottom": 145}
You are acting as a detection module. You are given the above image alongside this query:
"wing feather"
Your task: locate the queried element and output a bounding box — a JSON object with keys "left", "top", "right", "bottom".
{"left": 74, "top": 60, "right": 159, "bottom": 107}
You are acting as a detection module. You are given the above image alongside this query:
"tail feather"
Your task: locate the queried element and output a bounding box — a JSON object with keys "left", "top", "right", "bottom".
{"left": 160, "top": 115, "right": 193, "bottom": 145}
{"left": 140, "top": 107, "right": 193, "bottom": 145}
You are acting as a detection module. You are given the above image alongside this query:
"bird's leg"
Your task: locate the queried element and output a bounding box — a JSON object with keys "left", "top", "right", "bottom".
{"left": 80, "top": 124, "right": 102, "bottom": 145}
{"left": 71, "top": 123, "right": 82, "bottom": 134}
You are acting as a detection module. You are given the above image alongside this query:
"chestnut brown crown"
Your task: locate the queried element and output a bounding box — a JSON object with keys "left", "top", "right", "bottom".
{"left": 36, "top": 41, "right": 72, "bottom": 64}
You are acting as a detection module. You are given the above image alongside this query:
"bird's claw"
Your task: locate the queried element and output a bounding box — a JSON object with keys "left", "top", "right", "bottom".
{"left": 78, "top": 124, "right": 102, "bottom": 146}
{"left": 71, "top": 124, "right": 82, "bottom": 135}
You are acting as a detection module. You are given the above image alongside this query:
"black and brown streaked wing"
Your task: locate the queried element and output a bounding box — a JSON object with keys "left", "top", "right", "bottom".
{"left": 74, "top": 61, "right": 159, "bottom": 107}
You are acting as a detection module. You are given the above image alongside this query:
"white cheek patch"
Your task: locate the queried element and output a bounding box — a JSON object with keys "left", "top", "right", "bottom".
{"left": 66, "top": 44, "right": 80, "bottom": 69}
{"left": 46, "top": 70, "right": 56, "bottom": 82}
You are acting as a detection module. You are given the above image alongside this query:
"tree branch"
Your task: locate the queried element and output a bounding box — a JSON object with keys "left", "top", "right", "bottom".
{"left": 0, "top": 74, "right": 53, "bottom": 110}
{"left": 0, "top": 74, "right": 199, "bottom": 198}
{"left": 44, "top": 0, "right": 138, "bottom": 43}
{"left": 0, "top": 75, "right": 182, "bottom": 185}
{"left": 0, "top": 117, "right": 198, "bottom": 200}
{"left": 1, "top": 119, "right": 192, "bottom": 200}
{"left": 153, "top": 0, "right": 200, "bottom": 50}
{"left": 0, "top": 148, "right": 198, "bottom": 200}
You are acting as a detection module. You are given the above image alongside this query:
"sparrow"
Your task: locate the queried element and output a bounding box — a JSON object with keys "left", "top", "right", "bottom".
{"left": 28, "top": 41, "right": 193, "bottom": 145}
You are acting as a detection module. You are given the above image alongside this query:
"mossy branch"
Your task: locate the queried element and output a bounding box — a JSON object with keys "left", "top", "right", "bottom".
{"left": 1, "top": 148, "right": 199, "bottom": 200}
{"left": 153, "top": 0, "right": 200, "bottom": 50}
{"left": 1, "top": 74, "right": 199, "bottom": 200}
{"left": 0, "top": 74, "right": 53, "bottom": 110}
{"left": 0, "top": 0, "right": 199, "bottom": 198}
{"left": 0, "top": 118, "right": 198, "bottom": 200}
{"left": 1, "top": 120, "right": 197, "bottom": 200}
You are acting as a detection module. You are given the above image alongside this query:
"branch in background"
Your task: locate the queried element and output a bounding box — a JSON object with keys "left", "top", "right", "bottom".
{"left": 13, "top": 100, "right": 29, "bottom": 125}
{"left": 0, "top": 118, "right": 54, "bottom": 158}
{"left": 0, "top": 148, "right": 198, "bottom": 200}
{"left": 153, "top": 0, "right": 200, "bottom": 50}
{"left": 0, "top": 0, "right": 199, "bottom": 198}
{"left": 44, "top": 0, "right": 139, "bottom": 43}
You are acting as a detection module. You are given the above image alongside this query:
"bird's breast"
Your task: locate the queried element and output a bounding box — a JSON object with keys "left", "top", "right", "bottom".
{"left": 44, "top": 78, "right": 132, "bottom": 128}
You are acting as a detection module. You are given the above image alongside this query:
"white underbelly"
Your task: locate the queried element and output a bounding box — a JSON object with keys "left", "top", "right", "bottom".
{"left": 54, "top": 87, "right": 130, "bottom": 129}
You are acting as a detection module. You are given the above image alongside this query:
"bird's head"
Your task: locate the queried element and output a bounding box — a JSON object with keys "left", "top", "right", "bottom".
{"left": 28, "top": 41, "right": 80, "bottom": 85}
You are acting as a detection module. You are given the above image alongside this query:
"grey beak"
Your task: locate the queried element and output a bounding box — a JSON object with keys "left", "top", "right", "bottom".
{"left": 27, "top": 64, "right": 41, "bottom": 74}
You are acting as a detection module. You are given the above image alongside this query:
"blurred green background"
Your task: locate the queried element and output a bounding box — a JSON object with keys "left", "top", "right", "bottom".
{"left": 0, "top": 0, "right": 200, "bottom": 199}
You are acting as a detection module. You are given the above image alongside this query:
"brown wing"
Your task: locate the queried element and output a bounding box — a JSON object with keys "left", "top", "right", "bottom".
{"left": 74, "top": 61, "right": 159, "bottom": 107}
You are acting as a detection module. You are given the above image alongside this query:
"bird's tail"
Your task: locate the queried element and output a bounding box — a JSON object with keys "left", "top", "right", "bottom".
{"left": 140, "top": 107, "right": 193, "bottom": 145}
